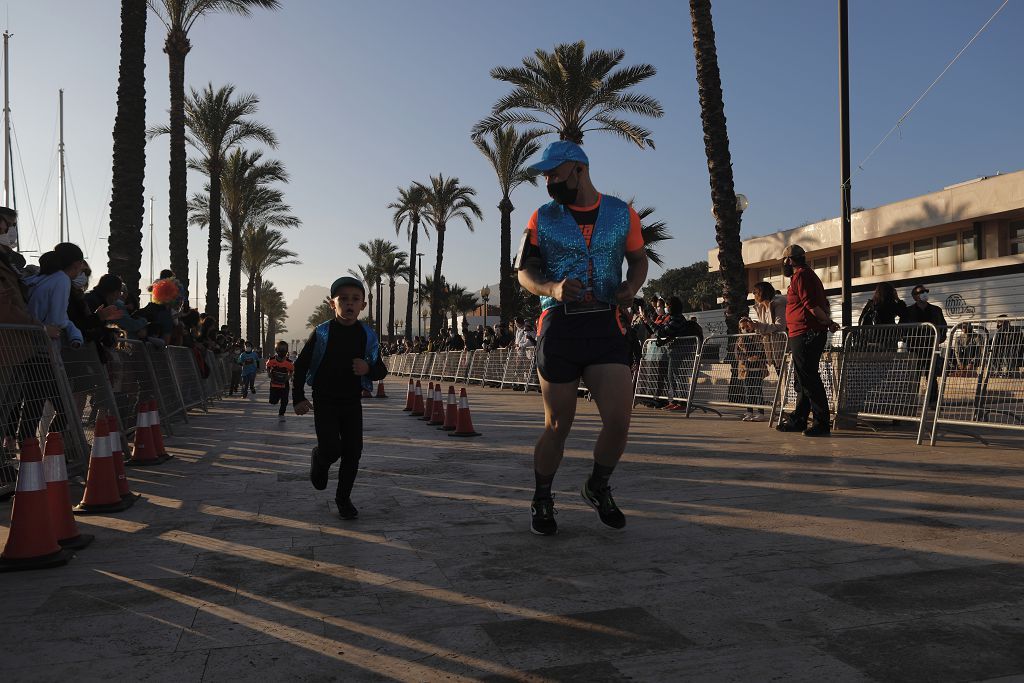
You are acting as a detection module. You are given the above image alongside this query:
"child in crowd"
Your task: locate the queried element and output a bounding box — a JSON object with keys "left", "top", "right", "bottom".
{"left": 237, "top": 341, "right": 260, "bottom": 399}
{"left": 293, "top": 276, "right": 387, "bottom": 520}
{"left": 737, "top": 317, "right": 768, "bottom": 422}
{"left": 266, "top": 341, "right": 294, "bottom": 421}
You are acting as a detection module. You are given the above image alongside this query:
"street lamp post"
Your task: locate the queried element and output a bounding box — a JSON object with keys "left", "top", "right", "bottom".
{"left": 480, "top": 285, "right": 490, "bottom": 330}
{"left": 421, "top": 308, "right": 429, "bottom": 339}
{"left": 416, "top": 252, "right": 424, "bottom": 338}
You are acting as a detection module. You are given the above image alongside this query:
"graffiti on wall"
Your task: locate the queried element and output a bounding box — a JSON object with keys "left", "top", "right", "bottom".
{"left": 944, "top": 294, "right": 976, "bottom": 318}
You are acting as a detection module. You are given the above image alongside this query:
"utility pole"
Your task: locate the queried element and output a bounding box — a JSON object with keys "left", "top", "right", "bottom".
{"left": 416, "top": 252, "right": 423, "bottom": 338}
{"left": 838, "top": 0, "right": 852, "bottom": 328}
{"left": 57, "top": 89, "right": 67, "bottom": 243}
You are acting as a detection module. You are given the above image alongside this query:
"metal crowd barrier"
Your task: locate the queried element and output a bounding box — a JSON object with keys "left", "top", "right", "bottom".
{"left": 769, "top": 331, "right": 844, "bottom": 427}
{"left": 455, "top": 351, "right": 473, "bottom": 384}
{"left": 685, "top": 333, "right": 787, "bottom": 417}
{"left": 439, "top": 351, "right": 461, "bottom": 382}
{"left": 112, "top": 338, "right": 163, "bottom": 435}
{"left": 167, "top": 345, "right": 208, "bottom": 413}
{"left": 483, "top": 348, "right": 510, "bottom": 386}
{"left": 422, "top": 352, "right": 438, "bottom": 379}
{"left": 466, "top": 350, "right": 490, "bottom": 384}
{"left": 0, "top": 324, "right": 91, "bottom": 494}
{"left": 502, "top": 348, "right": 538, "bottom": 391}
{"left": 634, "top": 337, "right": 698, "bottom": 406}
{"left": 836, "top": 323, "right": 938, "bottom": 444}
{"left": 61, "top": 344, "right": 130, "bottom": 455}
{"left": 145, "top": 345, "right": 188, "bottom": 424}
{"left": 931, "top": 316, "right": 1024, "bottom": 445}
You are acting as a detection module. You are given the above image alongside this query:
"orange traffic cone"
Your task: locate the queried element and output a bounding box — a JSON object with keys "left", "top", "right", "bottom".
{"left": 375, "top": 380, "right": 387, "bottom": 399}
{"left": 42, "top": 432, "right": 94, "bottom": 550}
{"left": 127, "top": 401, "right": 159, "bottom": 466}
{"left": 0, "top": 438, "right": 73, "bottom": 571}
{"left": 428, "top": 385, "right": 446, "bottom": 426}
{"left": 108, "top": 415, "right": 140, "bottom": 506}
{"left": 449, "top": 388, "right": 481, "bottom": 437}
{"left": 74, "top": 419, "right": 130, "bottom": 514}
{"left": 146, "top": 400, "right": 170, "bottom": 461}
{"left": 439, "top": 385, "right": 457, "bottom": 431}
{"left": 402, "top": 379, "right": 415, "bottom": 411}
{"left": 410, "top": 381, "right": 425, "bottom": 416}
{"left": 421, "top": 382, "right": 435, "bottom": 421}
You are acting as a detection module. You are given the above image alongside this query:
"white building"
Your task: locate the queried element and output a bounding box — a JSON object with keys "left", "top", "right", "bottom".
{"left": 704, "top": 170, "right": 1024, "bottom": 332}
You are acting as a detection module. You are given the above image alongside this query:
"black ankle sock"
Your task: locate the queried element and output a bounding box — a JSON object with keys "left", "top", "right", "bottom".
{"left": 533, "top": 470, "right": 555, "bottom": 501}
{"left": 588, "top": 463, "right": 615, "bottom": 491}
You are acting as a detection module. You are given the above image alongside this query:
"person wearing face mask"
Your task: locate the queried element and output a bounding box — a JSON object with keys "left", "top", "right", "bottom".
{"left": 777, "top": 244, "right": 839, "bottom": 437}
{"left": 902, "top": 284, "right": 947, "bottom": 403}
{"left": 0, "top": 206, "right": 52, "bottom": 332}
{"left": 67, "top": 265, "right": 122, "bottom": 361}
{"left": 514, "top": 140, "right": 649, "bottom": 536}
{"left": 25, "top": 242, "right": 89, "bottom": 348}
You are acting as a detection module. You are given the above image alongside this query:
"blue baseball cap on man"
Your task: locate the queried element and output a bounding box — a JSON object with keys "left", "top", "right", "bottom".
{"left": 527, "top": 140, "right": 589, "bottom": 176}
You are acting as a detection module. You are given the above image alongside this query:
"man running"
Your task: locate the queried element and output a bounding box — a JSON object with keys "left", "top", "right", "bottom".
{"left": 515, "top": 140, "right": 648, "bottom": 535}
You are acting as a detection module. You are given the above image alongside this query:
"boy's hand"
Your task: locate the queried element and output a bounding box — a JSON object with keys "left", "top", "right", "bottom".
{"left": 294, "top": 400, "right": 312, "bottom": 416}
{"left": 352, "top": 358, "right": 370, "bottom": 376}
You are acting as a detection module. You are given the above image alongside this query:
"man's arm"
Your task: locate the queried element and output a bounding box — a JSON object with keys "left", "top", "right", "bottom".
{"left": 616, "top": 248, "right": 649, "bottom": 305}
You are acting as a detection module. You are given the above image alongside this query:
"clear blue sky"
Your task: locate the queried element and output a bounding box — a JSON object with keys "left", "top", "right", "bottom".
{"left": 6, "top": 0, "right": 1021, "bottom": 337}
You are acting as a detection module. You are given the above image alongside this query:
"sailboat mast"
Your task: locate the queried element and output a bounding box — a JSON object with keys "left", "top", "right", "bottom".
{"left": 57, "top": 88, "right": 67, "bottom": 243}
{"left": 149, "top": 196, "right": 154, "bottom": 283}
{"left": 3, "top": 31, "right": 11, "bottom": 210}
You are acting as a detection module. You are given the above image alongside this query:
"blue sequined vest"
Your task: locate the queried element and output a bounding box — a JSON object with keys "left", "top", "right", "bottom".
{"left": 306, "top": 320, "right": 379, "bottom": 388}
{"left": 536, "top": 195, "right": 630, "bottom": 311}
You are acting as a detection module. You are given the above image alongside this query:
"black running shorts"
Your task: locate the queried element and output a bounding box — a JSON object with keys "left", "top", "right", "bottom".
{"left": 535, "top": 334, "right": 630, "bottom": 384}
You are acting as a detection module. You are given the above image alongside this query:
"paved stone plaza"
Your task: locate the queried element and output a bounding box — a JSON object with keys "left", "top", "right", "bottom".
{"left": 2, "top": 383, "right": 1023, "bottom": 682}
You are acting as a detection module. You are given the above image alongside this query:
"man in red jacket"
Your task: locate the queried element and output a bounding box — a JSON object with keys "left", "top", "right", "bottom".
{"left": 777, "top": 245, "right": 839, "bottom": 436}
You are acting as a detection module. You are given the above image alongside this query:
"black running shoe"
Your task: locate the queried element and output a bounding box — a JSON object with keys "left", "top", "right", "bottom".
{"left": 775, "top": 419, "right": 808, "bottom": 433}
{"left": 530, "top": 497, "right": 557, "bottom": 536}
{"left": 581, "top": 479, "right": 626, "bottom": 530}
{"left": 336, "top": 498, "right": 358, "bottom": 520}
{"left": 309, "top": 446, "right": 329, "bottom": 491}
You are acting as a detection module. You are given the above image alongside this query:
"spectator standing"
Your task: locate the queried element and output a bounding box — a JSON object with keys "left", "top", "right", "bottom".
{"left": 776, "top": 244, "right": 838, "bottom": 437}
{"left": 859, "top": 282, "right": 906, "bottom": 327}
{"left": 737, "top": 317, "right": 768, "bottom": 421}
{"left": 902, "top": 284, "right": 947, "bottom": 402}
{"left": 654, "top": 296, "right": 695, "bottom": 411}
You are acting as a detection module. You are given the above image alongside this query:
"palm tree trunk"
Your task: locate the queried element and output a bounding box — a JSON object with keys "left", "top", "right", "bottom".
{"left": 498, "top": 195, "right": 514, "bottom": 326}
{"left": 245, "top": 271, "right": 256, "bottom": 341}
{"left": 430, "top": 227, "right": 446, "bottom": 336}
{"left": 107, "top": 0, "right": 147, "bottom": 303}
{"left": 205, "top": 171, "right": 222, "bottom": 319}
{"left": 404, "top": 221, "right": 418, "bottom": 341}
{"left": 690, "top": 0, "right": 747, "bottom": 333}
{"left": 387, "top": 277, "right": 396, "bottom": 342}
{"left": 228, "top": 223, "right": 243, "bottom": 336}
{"left": 164, "top": 29, "right": 191, "bottom": 291}
{"left": 254, "top": 274, "right": 264, "bottom": 343}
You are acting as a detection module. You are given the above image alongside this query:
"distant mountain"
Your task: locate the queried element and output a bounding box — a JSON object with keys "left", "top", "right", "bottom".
{"left": 279, "top": 284, "right": 330, "bottom": 342}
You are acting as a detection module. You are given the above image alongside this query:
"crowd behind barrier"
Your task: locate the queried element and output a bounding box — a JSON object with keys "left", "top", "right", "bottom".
{"left": 0, "top": 321, "right": 236, "bottom": 498}
{"left": 384, "top": 315, "right": 1024, "bottom": 447}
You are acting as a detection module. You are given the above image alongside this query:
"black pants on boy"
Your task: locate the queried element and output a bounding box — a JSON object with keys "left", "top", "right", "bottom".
{"left": 790, "top": 330, "right": 830, "bottom": 426}
{"left": 269, "top": 385, "right": 289, "bottom": 416}
{"left": 241, "top": 374, "right": 256, "bottom": 396}
{"left": 312, "top": 398, "right": 363, "bottom": 502}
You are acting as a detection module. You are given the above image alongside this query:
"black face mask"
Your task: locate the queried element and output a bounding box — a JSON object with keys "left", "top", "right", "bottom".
{"left": 547, "top": 171, "right": 579, "bottom": 205}
{"left": 782, "top": 263, "right": 795, "bottom": 278}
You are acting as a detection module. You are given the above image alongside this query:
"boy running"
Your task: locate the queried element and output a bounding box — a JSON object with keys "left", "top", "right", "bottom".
{"left": 266, "top": 341, "right": 294, "bottom": 421}
{"left": 293, "top": 277, "right": 388, "bottom": 520}
{"left": 237, "top": 341, "right": 260, "bottom": 399}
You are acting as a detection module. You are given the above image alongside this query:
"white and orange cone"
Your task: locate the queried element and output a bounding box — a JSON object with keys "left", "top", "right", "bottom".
{"left": 410, "top": 381, "right": 425, "bottom": 416}
{"left": 375, "top": 380, "right": 387, "bottom": 398}
{"left": 41, "top": 432, "right": 94, "bottom": 550}
{"left": 439, "top": 385, "right": 457, "bottom": 431}
{"left": 449, "top": 388, "right": 481, "bottom": 437}
{"left": 421, "top": 382, "right": 435, "bottom": 421}
{"left": 402, "top": 379, "right": 415, "bottom": 411}
{"left": 75, "top": 418, "right": 130, "bottom": 514}
{"left": 108, "top": 415, "right": 140, "bottom": 506}
{"left": 1, "top": 438, "right": 73, "bottom": 571}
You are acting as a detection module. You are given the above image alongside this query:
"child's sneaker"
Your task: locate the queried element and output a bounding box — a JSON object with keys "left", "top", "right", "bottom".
{"left": 741, "top": 413, "right": 753, "bottom": 421}
{"left": 336, "top": 498, "right": 358, "bottom": 520}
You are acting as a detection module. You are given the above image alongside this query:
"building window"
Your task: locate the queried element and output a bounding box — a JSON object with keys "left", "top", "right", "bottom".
{"left": 936, "top": 233, "right": 958, "bottom": 266}
{"left": 893, "top": 242, "right": 912, "bottom": 272}
{"left": 962, "top": 231, "right": 979, "bottom": 262}
{"left": 757, "top": 266, "right": 785, "bottom": 292}
{"left": 870, "top": 247, "right": 890, "bottom": 275}
{"left": 914, "top": 238, "right": 934, "bottom": 270}
{"left": 812, "top": 256, "right": 839, "bottom": 283}
{"left": 1011, "top": 221, "right": 1024, "bottom": 256}
{"left": 853, "top": 251, "right": 869, "bottom": 278}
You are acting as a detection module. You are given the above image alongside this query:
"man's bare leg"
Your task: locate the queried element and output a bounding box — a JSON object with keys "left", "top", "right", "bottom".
{"left": 579, "top": 363, "right": 633, "bottom": 529}
{"left": 529, "top": 378, "right": 578, "bottom": 535}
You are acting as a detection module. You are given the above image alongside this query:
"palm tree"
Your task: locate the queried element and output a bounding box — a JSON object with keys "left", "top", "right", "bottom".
{"left": 388, "top": 184, "right": 430, "bottom": 342}
{"left": 417, "top": 175, "right": 483, "bottom": 334}
{"left": 238, "top": 225, "right": 299, "bottom": 341}
{"left": 348, "top": 264, "right": 376, "bottom": 324}
{"left": 451, "top": 289, "right": 479, "bottom": 333}
{"left": 147, "top": 0, "right": 280, "bottom": 280}
{"left": 472, "top": 127, "right": 541, "bottom": 326}
{"left": 150, "top": 84, "right": 277, "bottom": 320}
{"left": 257, "top": 279, "right": 286, "bottom": 349}
{"left": 473, "top": 41, "right": 663, "bottom": 147}
{"left": 378, "top": 250, "right": 409, "bottom": 342}
{"left": 358, "top": 239, "right": 399, "bottom": 338}
{"left": 307, "top": 300, "right": 334, "bottom": 329}
{"left": 624, "top": 200, "right": 673, "bottom": 268}
{"left": 690, "top": 0, "right": 746, "bottom": 332}
{"left": 108, "top": 0, "right": 148, "bottom": 303}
